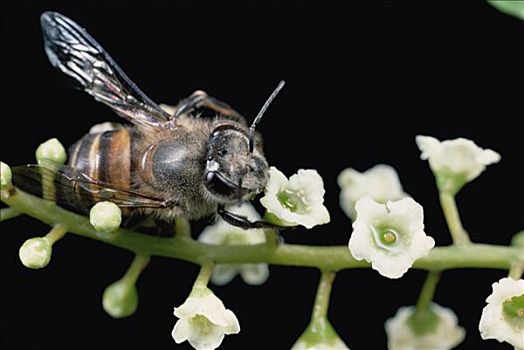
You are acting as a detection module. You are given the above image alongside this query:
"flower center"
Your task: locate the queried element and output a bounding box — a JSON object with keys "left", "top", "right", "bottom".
{"left": 370, "top": 225, "right": 403, "bottom": 254}
{"left": 277, "top": 188, "right": 311, "bottom": 214}
{"left": 382, "top": 230, "right": 397, "bottom": 244}
{"left": 502, "top": 294, "right": 524, "bottom": 327}
{"left": 191, "top": 314, "right": 214, "bottom": 335}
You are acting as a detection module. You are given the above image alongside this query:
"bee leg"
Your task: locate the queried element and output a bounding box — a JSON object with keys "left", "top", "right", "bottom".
{"left": 217, "top": 205, "right": 293, "bottom": 231}
{"left": 173, "top": 90, "right": 247, "bottom": 124}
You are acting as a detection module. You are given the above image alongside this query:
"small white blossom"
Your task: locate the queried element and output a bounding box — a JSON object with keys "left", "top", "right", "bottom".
{"left": 348, "top": 197, "right": 435, "bottom": 279}
{"left": 416, "top": 135, "right": 500, "bottom": 192}
{"left": 479, "top": 277, "right": 524, "bottom": 349}
{"left": 338, "top": 164, "right": 408, "bottom": 219}
{"left": 35, "top": 138, "right": 67, "bottom": 165}
{"left": 89, "top": 201, "right": 122, "bottom": 233}
{"left": 172, "top": 287, "right": 240, "bottom": 350}
{"left": 0, "top": 161, "right": 12, "bottom": 190}
{"left": 385, "top": 303, "right": 466, "bottom": 350}
{"left": 19, "top": 237, "right": 52, "bottom": 269}
{"left": 199, "top": 203, "right": 269, "bottom": 286}
{"left": 260, "top": 167, "right": 330, "bottom": 229}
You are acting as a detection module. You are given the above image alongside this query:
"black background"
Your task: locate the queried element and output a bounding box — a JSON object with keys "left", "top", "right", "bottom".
{"left": 1, "top": 1, "right": 523, "bottom": 349}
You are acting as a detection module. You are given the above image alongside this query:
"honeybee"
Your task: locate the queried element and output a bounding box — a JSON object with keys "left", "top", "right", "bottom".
{"left": 13, "top": 12, "right": 284, "bottom": 230}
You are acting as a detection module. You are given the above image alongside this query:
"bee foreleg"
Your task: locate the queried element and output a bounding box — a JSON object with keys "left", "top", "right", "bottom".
{"left": 173, "top": 90, "right": 246, "bottom": 124}
{"left": 217, "top": 205, "right": 292, "bottom": 231}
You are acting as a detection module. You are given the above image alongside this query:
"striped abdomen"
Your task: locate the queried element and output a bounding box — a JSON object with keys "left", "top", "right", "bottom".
{"left": 65, "top": 128, "right": 133, "bottom": 213}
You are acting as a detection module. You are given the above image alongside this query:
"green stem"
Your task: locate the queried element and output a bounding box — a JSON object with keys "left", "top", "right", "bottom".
{"left": 415, "top": 271, "right": 440, "bottom": 311}
{"left": 0, "top": 207, "right": 22, "bottom": 222}
{"left": 439, "top": 192, "right": 471, "bottom": 245}
{"left": 45, "top": 223, "right": 67, "bottom": 244}
{"left": 408, "top": 271, "right": 442, "bottom": 335}
{"left": 194, "top": 261, "right": 214, "bottom": 289}
{"left": 311, "top": 270, "right": 336, "bottom": 321}
{"left": 508, "top": 261, "right": 524, "bottom": 280}
{"left": 122, "top": 254, "right": 150, "bottom": 285}
{"left": 1, "top": 188, "right": 521, "bottom": 272}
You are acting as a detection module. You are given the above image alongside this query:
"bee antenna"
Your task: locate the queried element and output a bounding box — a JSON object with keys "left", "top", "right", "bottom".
{"left": 248, "top": 80, "right": 285, "bottom": 152}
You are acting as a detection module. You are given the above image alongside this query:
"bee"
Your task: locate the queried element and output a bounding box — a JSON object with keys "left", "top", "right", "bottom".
{"left": 13, "top": 12, "right": 285, "bottom": 231}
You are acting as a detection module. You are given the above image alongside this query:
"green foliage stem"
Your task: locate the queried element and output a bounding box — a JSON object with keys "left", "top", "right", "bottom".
{"left": 1, "top": 188, "right": 522, "bottom": 272}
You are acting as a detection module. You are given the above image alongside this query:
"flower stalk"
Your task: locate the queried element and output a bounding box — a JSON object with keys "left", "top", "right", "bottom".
{"left": 0, "top": 207, "right": 22, "bottom": 222}
{"left": 312, "top": 270, "right": 336, "bottom": 322}
{"left": 439, "top": 192, "right": 471, "bottom": 245}
{"left": 1, "top": 187, "right": 521, "bottom": 271}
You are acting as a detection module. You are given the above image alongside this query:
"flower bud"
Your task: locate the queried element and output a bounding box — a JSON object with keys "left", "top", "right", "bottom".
{"left": 90, "top": 201, "right": 122, "bottom": 233}
{"left": 0, "top": 161, "right": 12, "bottom": 190}
{"left": 35, "top": 138, "right": 67, "bottom": 165}
{"left": 19, "top": 237, "right": 52, "bottom": 269}
{"left": 102, "top": 279, "right": 139, "bottom": 318}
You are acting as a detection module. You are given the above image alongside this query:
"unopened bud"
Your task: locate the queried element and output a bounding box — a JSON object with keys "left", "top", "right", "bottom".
{"left": 35, "top": 138, "right": 67, "bottom": 165}
{"left": 19, "top": 237, "right": 52, "bottom": 269}
{"left": 102, "top": 279, "right": 139, "bottom": 318}
{"left": 0, "top": 161, "right": 12, "bottom": 190}
{"left": 90, "top": 201, "right": 122, "bottom": 233}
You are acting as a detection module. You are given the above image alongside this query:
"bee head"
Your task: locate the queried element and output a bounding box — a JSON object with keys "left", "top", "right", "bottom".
{"left": 204, "top": 123, "right": 268, "bottom": 202}
{"left": 204, "top": 80, "right": 285, "bottom": 203}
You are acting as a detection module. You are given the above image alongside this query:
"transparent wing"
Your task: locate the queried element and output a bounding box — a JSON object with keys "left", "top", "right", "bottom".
{"left": 11, "top": 163, "right": 170, "bottom": 210}
{"left": 41, "top": 11, "right": 172, "bottom": 130}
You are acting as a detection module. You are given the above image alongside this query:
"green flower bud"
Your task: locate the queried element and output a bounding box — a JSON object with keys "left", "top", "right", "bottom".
{"left": 90, "top": 201, "right": 122, "bottom": 233}
{"left": 102, "top": 279, "right": 139, "bottom": 318}
{"left": 35, "top": 138, "right": 67, "bottom": 165}
{"left": 0, "top": 161, "right": 12, "bottom": 190}
{"left": 19, "top": 237, "right": 52, "bottom": 269}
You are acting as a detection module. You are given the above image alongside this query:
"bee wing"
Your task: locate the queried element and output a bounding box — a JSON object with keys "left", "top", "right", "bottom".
{"left": 11, "top": 163, "right": 170, "bottom": 209}
{"left": 41, "top": 12, "right": 173, "bottom": 130}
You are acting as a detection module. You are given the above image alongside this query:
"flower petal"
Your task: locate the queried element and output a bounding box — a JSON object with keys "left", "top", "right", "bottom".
{"left": 223, "top": 309, "right": 241, "bottom": 335}
{"left": 240, "top": 264, "right": 270, "bottom": 285}
{"left": 211, "top": 265, "right": 239, "bottom": 286}
{"left": 171, "top": 318, "right": 190, "bottom": 344}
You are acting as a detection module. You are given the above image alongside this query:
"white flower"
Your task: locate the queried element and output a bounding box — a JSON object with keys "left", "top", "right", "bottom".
{"left": 89, "top": 201, "right": 122, "bottom": 233}
{"left": 199, "top": 203, "right": 269, "bottom": 286}
{"left": 479, "top": 277, "right": 524, "bottom": 349}
{"left": 35, "top": 138, "right": 67, "bottom": 165}
{"left": 385, "top": 303, "right": 466, "bottom": 350}
{"left": 416, "top": 135, "right": 500, "bottom": 192}
{"left": 172, "top": 287, "right": 240, "bottom": 350}
{"left": 19, "top": 237, "right": 52, "bottom": 269}
{"left": 338, "top": 164, "right": 408, "bottom": 219}
{"left": 260, "top": 167, "right": 330, "bottom": 229}
{"left": 348, "top": 197, "right": 435, "bottom": 279}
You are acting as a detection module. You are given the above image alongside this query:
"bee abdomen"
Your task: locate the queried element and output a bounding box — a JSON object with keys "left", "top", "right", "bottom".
{"left": 65, "top": 128, "right": 132, "bottom": 212}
